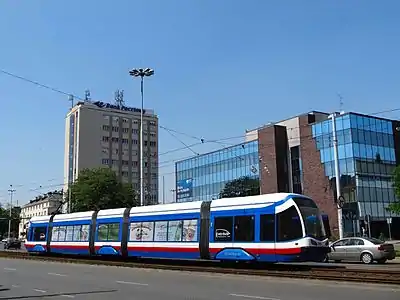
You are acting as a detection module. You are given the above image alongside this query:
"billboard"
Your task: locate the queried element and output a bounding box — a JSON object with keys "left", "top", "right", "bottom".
{"left": 176, "top": 179, "right": 193, "bottom": 199}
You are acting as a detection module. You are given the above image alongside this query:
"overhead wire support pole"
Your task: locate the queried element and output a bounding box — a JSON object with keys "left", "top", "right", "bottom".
{"left": 7, "top": 185, "right": 16, "bottom": 239}
{"left": 330, "top": 113, "right": 344, "bottom": 239}
{"left": 129, "top": 68, "right": 155, "bottom": 207}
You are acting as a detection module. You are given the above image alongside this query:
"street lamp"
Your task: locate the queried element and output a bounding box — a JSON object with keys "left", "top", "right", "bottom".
{"left": 129, "top": 68, "right": 154, "bottom": 207}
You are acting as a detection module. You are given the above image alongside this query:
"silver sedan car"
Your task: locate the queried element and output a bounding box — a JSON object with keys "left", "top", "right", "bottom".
{"left": 325, "top": 237, "right": 396, "bottom": 264}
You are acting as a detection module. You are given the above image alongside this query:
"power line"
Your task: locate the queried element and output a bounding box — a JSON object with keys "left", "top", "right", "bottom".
{"left": 161, "top": 127, "right": 199, "bottom": 156}
{"left": 2, "top": 111, "right": 398, "bottom": 196}
{"left": 0, "top": 69, "right": 82, "bottom": 99}
{"left": 1, "top": 110, "right": 398, "bottom": 196}
{"left": 2, "top": 68, "right": 399, "bottom": 198}
{"left": 2, "top": 67, "right": 398, "bottom": 156}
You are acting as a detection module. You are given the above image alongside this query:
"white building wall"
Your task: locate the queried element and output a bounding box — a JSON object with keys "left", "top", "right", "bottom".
{"left": 18, "top": 194, "right": 63, "bottom": 239}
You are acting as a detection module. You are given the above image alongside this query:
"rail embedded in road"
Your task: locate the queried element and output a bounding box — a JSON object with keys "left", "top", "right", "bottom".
{"left": 1, "top": 251, "right": 399, "bottom": 285}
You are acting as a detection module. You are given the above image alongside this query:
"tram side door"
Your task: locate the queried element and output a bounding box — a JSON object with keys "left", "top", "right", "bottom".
{"left": 258, "top": 213, "right": 276, "bottom": 262}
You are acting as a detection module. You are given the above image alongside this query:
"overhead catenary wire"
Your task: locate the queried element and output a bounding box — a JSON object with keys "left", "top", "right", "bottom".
{"left": 2, "top": 67, "right": 398, "bottom": 145}
{"left": 1, "top": 68, "right": 399, "bottom": 202}
{"left": 4, "top": 112, "right": 397, "bottom": 201}
{"left": 1, "top": 111, "right": 398, "bottom": 193}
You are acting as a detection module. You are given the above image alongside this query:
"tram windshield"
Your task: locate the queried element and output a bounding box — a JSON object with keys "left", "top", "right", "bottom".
{"left": 293, "top": 197, "right": 326, "bottom": 240}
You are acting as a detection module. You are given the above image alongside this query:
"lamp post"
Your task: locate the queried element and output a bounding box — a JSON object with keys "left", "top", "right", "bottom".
{"left": 8, "top": 185, "right": 16, "bottom": 239}
{"left": 129, "top": 68, "right": 154, "bottom": 207}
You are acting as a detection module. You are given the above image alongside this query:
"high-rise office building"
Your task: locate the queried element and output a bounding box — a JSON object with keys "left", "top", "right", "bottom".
{"left": 63, "top": 100, "right": 159, "bottom": 211}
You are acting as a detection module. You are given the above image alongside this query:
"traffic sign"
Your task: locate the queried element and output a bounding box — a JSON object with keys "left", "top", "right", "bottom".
{"left": 387, "top": 217, "right": 392, "bottom": 224}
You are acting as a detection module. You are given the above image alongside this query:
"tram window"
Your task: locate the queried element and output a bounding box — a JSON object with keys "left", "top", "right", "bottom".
{"left": 260, "top": 214, "right": 275, "bottom": 242}
{"left": 277, "top": 206, "right": 302, "bottom": 242}
{"left": 33, "top": 226, "right": 47, "bottom": 241}
{"left": 214, "top": 217, "right": 233, "bottom": 242}
{"left": 97, "top": 223, "right": 120, "bottom": 242}
{"left": 234, "top": 215, "right": 255, "bottom": 242}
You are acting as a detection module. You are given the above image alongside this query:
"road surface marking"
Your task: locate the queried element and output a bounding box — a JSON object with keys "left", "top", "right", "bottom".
{"left": 230, "top": 294, "right": 280, "bottom": 300}
{"left": 4, "top": 268, "right": 16, "bottom": 271}
{"left": 61, "top": 295, "right": 75, "bottom": 298}
{"left": 11, "top": 285, "right": 19, "bottom": 288}
{"left": 116, "top": 280, "right": 149, "bottom": 286}
{"left": 33, "top": 289, "right": 47, "bottom": 293}
{"left": 48, "top": 272, "right": 67, "bottom": 277}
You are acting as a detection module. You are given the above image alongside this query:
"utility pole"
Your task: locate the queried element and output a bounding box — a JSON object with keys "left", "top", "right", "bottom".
{"left": 7, "top": 185, "right": 16, "bottom": 240}
{"left": 331, "top": 113, "right": 344, "bottom": 239}
{"left": 162, "top": 175, "right": 165, "bottom": 204}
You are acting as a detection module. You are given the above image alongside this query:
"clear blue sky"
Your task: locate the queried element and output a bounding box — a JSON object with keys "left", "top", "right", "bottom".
{"left": 0, "top": 0, "right": 399, "bottom": 206}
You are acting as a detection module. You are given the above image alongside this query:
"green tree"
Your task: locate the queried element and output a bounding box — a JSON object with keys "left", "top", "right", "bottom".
{"left": 0, "top": 206, "right": 21, "bottom": 239}
{"left": 67, "top": 167, "right": 140, "bottom": 213}
{"left": 219, "top": 176, "right": 260, "bottom": 199}
{"left": 387, "top": 165, "right": 400, "bottom": 214}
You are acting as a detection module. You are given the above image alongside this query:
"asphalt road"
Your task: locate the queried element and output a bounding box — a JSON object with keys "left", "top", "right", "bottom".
{"left": 0, "top": 258, "right": 399, "bottom": 300}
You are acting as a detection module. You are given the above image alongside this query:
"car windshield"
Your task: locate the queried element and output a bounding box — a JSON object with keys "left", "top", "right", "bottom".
{"left": 365, "top": 238, "right": 384, "bottom": 245}
{"left": 293, "top": 197, "right": 326, "bottom": 240}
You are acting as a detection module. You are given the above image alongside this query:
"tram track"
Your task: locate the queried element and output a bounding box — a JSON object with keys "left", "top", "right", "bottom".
{"left": 1, "top": 251, "right": 399, "bottom": 285}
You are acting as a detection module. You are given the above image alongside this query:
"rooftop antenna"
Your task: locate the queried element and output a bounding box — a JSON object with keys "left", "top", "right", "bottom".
{"left": 84, "top": 90, "right": 91, "bottom": 102}
{"left": 114, "top": 89, "right": 125, "bottom": 108}
{"left": 68, "top": 94, "right": 74, "bottom": 109}
{"left": 337, "top": 93, "right": 344, "bottom": 112}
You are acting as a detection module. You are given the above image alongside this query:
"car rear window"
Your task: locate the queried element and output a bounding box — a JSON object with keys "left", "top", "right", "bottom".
{"left": 365, "top": 238, "right": 384, "bottom": 245}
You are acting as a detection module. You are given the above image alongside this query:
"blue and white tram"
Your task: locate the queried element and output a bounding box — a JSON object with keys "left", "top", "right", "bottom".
{"left": 25, "top": 193, "right": 330, "bottom": 263}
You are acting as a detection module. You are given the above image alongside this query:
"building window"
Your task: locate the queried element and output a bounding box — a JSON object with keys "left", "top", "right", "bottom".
{"left": 102, "top": 125, "right": 110, "bottom": 131}
{"left": 290, "top": 146, "right": 303, "bottom": 194}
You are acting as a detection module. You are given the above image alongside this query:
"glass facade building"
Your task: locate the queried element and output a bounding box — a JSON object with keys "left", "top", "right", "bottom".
{"left": 175, "top": 140, "right": 259, "bottom": 202}
{"left": 312, "top": 113, "right": 398, "bottom": 235}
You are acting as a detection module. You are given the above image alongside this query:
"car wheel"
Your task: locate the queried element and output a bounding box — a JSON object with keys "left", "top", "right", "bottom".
{"left": 361, "top": 253, "right": 373, "bottom": 264}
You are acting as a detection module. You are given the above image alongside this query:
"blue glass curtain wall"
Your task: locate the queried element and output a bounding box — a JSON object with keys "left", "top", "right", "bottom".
{"left": 175, "top": 141, "right": 260, "bottom": 202}
{"left": 311, "top": 113, "right": 398, "bottom": 220}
